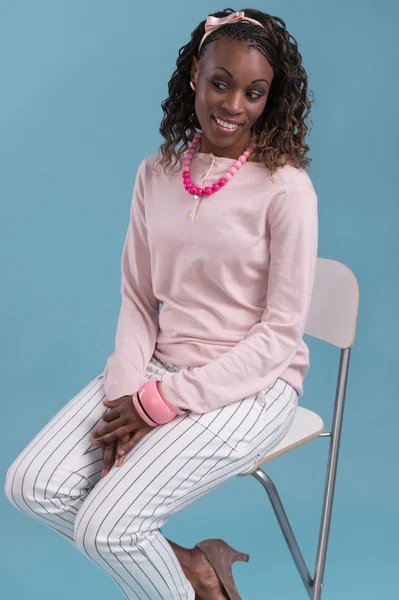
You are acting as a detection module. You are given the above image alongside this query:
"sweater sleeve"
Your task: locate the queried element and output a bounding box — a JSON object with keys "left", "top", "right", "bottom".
{"left": 102, "top": 158, "right": 159, "bottom": 400}
{"left": 160, "top": 183, "right": 318, "bottom": 414}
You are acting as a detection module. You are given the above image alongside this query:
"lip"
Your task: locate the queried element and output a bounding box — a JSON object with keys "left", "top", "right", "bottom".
{"left": 211, "top": 115, "right": 243, "bottom": 135}
{"left": 213, "top": 114, "right": 243, "bottom": 126}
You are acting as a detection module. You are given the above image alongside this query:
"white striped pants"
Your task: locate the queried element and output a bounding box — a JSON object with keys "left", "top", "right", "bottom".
{"left": 4, "top": 355, "right": 298, "bottom": 600}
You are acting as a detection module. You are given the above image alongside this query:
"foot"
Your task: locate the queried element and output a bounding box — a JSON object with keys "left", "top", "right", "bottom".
{"left": 190, "top": 546, "right": 228, "bottom": 600}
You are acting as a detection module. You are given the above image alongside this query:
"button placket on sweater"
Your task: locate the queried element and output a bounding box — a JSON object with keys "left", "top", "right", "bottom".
{"left": 188, "top": 154, "right": 215, "bottom": 222}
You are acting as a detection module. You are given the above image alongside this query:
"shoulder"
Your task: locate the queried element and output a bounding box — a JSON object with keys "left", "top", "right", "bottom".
{"left": 272, "top": 163, "right": 317, "bottom": 196}
{"left": 135, "top": 151, "right": 161, "bottom": 174}
{"left": 141, "top": 151, "right": 166, "bottom": 172}
{"left": 271, "top": 164, "right": 318, "bottom": 207}
{"left": 142, "top": 151, "right": 162, "bottom": 167}
{"left": 267, "top": 164, "right": 318, "bottom": 223}
{"left": 134, "top": 151, "right": 170, "bottom": 184}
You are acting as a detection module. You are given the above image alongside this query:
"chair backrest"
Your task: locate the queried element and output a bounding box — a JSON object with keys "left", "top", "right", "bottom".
{"left": 305, "top": 258, "right": 359, "bottom": 349}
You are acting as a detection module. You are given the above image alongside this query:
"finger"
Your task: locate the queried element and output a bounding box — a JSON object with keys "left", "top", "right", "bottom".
{"left": 117, "top": 426, "right": 152, "bottom": 455}
{"left": 117, "top": 429, "right": 148, "bottom": 460}
{"left": 115, "top": 433, "right": 132, "bottom": 467}
{"left": 103, "top": 398, "right": 124, "bottom": 406}
{"left": 101, "top": 407, "right": 122, "bottom": 423}
{"left": 102, "top": 397, "right": 130, "bottom": 408}
{"left": 93, "top": 425, "right": 133, "bottom": 445}
{"left": 115, "top": 454, "right": 126, "bottom": 467}
{"left": 116, "top": 432, "right": 132, "bottom": 456}
{"left": 92, "top": 417, "right": 126, "bottom": 440}
{"left": 101, "top": 442, "right": 117, "bottom": 477}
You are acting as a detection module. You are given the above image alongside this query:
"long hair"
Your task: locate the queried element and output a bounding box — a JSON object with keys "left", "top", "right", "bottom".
{"left": 156, "top": 7, "right": 314, "bottom": 176}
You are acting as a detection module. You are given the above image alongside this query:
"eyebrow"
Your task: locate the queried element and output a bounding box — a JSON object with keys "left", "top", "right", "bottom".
{"left": 213, "top": 66, "right": 270, "bottom": 86}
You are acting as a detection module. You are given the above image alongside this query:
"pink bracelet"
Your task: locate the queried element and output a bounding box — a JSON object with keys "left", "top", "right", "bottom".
{"left": 155, "top": 380, "right": 187, "bottom": 416}
{"left": 134, "top": 379, "right": 187, "bottom": 427}
{"left": 132, "top": 393, "right": 158, "bottom": 427}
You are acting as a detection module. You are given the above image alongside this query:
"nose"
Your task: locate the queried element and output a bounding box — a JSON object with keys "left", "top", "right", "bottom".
{"left": 220, "top": 90, "right": 244, "bottom": 116}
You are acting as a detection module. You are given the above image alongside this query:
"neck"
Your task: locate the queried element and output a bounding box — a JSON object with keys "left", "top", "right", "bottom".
{"left": 199, "top": 131, "right": 253, "bottom": 159}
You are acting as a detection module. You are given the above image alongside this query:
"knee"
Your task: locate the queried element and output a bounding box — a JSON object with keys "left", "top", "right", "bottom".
{"left": 4, "top": 452, "right": 40, "bottom": 513}
{"left": 74, "top": 503, "right": 143, "bottom": 558}
{"left": 4, "top": 455, "right": 25, "bottom": 510}
{"left": 74, "top": 505, "right": 90, "bottom": 554}
{"left": 74, "top": 510, "right": 115, "bottom": 558}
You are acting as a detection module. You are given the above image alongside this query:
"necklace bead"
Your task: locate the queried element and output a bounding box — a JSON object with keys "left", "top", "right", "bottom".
{"left": 182, "top": 130, "right": 255, "bottom": 198}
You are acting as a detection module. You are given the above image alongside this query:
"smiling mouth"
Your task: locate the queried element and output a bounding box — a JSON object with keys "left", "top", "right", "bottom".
{"left": 212, "top": 115, "right": 242, "bottom": 131}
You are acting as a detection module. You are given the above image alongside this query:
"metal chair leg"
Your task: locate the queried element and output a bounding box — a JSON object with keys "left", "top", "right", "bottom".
{"left": 251, "top": 468, "right": 313, "bottom": 597}
{"left": 251, "top": 349, "right": 351, "bottom": 599}
{"left": 311, "top": 348, "right": 351, "bottom": 600}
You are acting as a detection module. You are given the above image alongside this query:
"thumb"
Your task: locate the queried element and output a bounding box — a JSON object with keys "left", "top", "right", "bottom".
{"left": 103, "top": 398, "right": 123, "bottom": 407}
{"left": 103, "top": 394, "right": 132, "bottom": 406}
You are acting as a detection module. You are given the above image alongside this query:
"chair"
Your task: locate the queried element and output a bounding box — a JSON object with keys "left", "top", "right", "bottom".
{"left": 239, "top": 257, "right": 359, "bottom": 599}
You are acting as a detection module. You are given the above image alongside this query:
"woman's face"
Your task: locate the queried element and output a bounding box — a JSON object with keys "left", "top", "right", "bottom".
{"left": 191, "top": 37, "right": 274, "bottom": 157}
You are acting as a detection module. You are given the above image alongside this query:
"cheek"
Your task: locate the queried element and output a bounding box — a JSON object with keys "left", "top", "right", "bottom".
{"left": 197, "top": 86, "right": 219, "bottom": 110}
{"left": 195, "top": 89, "right": 221, "bottom": 126}
{"left": 195, "top": 88, "right": 209, "bottom": 116}
{"left": 250, "top": 98, "right": 269, "bottom": 123}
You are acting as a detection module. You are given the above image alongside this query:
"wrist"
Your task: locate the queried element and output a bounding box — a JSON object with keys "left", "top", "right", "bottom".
{"left": 133, "top": 380, "right": 188, "bottom": 427}
{"left": 157, "top": 382, "right": 187, "bottom": 415}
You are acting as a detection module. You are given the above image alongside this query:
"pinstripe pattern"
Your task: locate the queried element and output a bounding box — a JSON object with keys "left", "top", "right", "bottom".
{"left": 5, "top": 355, "right": 298, "bottom": 599}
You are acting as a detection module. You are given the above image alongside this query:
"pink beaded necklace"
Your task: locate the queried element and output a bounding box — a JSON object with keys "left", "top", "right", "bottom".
{"left": 182, "top": 130, "right": 256, "bottom": 200}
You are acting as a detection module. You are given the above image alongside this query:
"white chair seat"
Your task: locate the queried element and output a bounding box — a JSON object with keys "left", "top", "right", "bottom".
{"left": 242, "top": 407, "right": 324, "bottom": 475}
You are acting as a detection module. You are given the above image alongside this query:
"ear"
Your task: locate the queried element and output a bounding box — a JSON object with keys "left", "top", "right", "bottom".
{"left": 190, "top": 56, "right": 200, "bottom": 86}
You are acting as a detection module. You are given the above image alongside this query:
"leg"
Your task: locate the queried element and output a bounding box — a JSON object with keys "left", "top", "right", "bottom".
{"left": 3, "top": 371, "right": 218, "bottom": 599}
{"left": 167, "top": 540, "right": 231, "bottom": 600}
{"left": 4, "top": 374, "right": 106, "bottom": 545}
{"left": 73, "top": 374, "right": 297, "bottom": 600}
{"left": 5, "top": 356, "right": 297, "bottom": 600}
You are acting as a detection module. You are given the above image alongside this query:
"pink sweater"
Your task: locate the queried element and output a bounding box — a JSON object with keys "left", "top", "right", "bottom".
{"left": 103, "top": 151, "right": 318, "bottom": 414}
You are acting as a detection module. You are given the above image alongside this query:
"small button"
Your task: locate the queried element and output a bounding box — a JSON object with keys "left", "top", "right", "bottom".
{"left": 202, "top": 173, "right": 206, "bottom": 178}
{"left": 188, "top": 211, "right": 193, "bottom": 219}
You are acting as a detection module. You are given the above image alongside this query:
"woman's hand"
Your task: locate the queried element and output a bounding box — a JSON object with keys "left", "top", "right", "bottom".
{"left": 100, "top": 428, "right": 154, "bottom": 476}
{"left": 101, "top": 440, "right": 119, "bottom": 477}
{"left": 100, "top": 433, "right": 131, "bottom": 477}
{"left": 93, "top": 395, "right": 155, "bottom": 476}
{"left": 115, "top": 425, "right": 153, "bottom": 463}
{"left": 92, "top": 394, "right": 148, "bottom": 446}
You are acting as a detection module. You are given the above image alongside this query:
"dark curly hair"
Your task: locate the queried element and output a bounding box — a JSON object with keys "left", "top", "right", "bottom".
{"left": 156, "top": 7, "right": 314, "bottom": 177}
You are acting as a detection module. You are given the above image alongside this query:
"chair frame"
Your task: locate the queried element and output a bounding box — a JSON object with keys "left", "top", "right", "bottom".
{"left": 247, "top": 348, "right": 350, "bottom": 599}
{"left": 240, "top": 258, "right": 358, "bottom": 599}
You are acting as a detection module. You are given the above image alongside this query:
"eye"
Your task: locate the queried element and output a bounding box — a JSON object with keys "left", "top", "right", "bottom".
{"left": 247, "top": 91, "right": 264, "bottom": 101}
{"left": 211, "top": 81, "right": 228, "bottom": 91}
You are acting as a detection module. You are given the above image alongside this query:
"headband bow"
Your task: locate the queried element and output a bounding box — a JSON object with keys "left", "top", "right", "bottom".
{"left": 198, "top": 11, "right": 264, "bottom": 51}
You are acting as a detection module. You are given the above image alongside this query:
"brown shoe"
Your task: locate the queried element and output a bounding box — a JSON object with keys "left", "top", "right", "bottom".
{"left": 195, "top": 538, "right": 249, "bottom": 600}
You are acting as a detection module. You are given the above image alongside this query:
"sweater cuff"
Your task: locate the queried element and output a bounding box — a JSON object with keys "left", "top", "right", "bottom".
{"left": 160, "top": 378, "right": 190, "bottom": 413}
{"left": 102, "top": 373, "right": 142, "bottom": 401}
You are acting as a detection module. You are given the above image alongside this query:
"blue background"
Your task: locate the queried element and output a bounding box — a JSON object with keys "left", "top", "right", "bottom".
{"left": 1, "top": 1, "right": 398, "bottom": 598}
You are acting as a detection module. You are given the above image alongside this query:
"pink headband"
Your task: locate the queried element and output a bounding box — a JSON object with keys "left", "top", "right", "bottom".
{"left": 198, "top": 11, "right": 264, "bottom": 51}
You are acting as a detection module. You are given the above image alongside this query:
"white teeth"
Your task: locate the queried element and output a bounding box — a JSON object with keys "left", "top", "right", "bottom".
{"left": 215, "top": 117, "right": 239, "bottom": 130}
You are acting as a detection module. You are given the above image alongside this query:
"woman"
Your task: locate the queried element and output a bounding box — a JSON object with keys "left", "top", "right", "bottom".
{"left": 5, "top": 8, "right": 318, "bottom": 600}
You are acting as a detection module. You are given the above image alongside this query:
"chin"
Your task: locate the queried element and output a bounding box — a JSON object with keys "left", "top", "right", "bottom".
{"left": 206, "top": 134, "right": 234, "bottom": 148}
{"left": 203, "top": 125, "right": 249, "bottom": 149}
